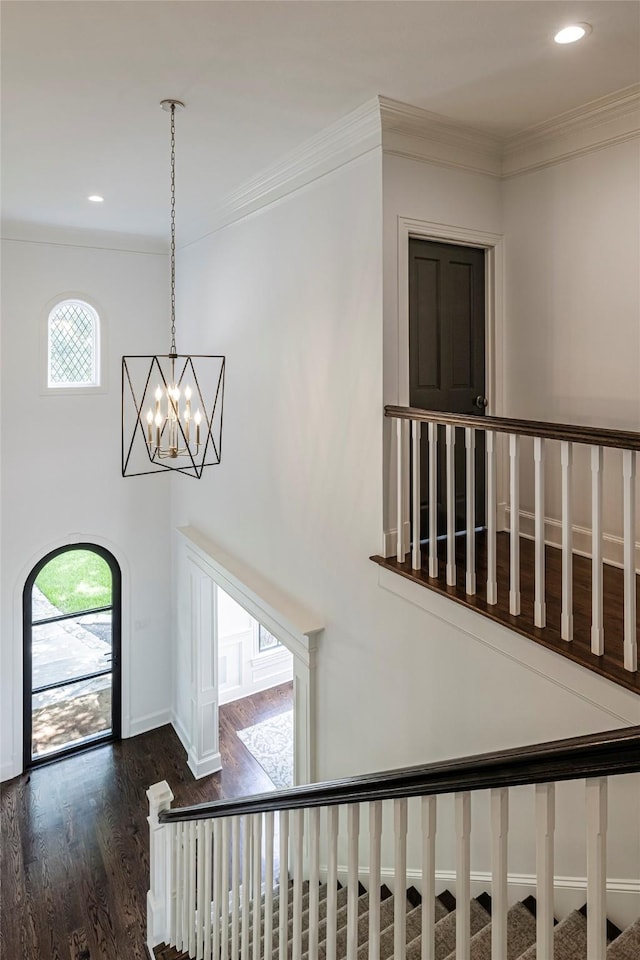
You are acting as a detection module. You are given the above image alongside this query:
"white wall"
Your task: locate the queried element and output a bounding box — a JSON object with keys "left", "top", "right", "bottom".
{"left": 0, "top": 236, "right": 173, "bottom": 780}
{"left": 170, "top": 145, "right": 639, "bottom": 890}
{"left": 503, "top": 139, "right": 640, "bottom": 541}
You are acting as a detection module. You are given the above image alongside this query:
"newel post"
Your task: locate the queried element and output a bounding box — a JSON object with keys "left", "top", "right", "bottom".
{"left": 147, "top": 780, "right": 175, "bottom": 953}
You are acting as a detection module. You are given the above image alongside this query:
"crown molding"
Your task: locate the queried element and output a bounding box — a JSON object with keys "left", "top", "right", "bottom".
{"left": 0, "top": 220, "right": 167, "bottom": 255}
{"left": 186, "top": 98, "right": 383, "bottom": 244}
{"left": 502, "top": 84, "right": 640, "bottom": 177}
{"left": 379, "top": 96, "right": 503, "bottom": 178}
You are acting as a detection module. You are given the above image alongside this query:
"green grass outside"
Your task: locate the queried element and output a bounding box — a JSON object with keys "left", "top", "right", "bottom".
{"left": 36, "top": 549, "right": 112, "bottom": 614}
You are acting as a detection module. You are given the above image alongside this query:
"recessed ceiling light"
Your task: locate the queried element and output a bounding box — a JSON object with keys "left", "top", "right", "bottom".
{"left": 554, "top": 23, "right": 592, "bottom": 44}
{"left": 88, "top": 195, "right": 104, "bottom": 203}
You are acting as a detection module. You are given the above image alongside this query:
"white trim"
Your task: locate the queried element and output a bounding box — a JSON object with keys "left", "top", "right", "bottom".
{"left": 1, "top": 221, "right": 167, "bottom": 254}
{"left": 502, "top": 84, "right": 640, "bottom": 177}
{"left": 506, "top": 507, "right": 640, "bottom": 574}
{"left": 176, "top": 526, "right": 322, "bottom": 784}
{"left": 377, "top": 565, "right": 640, "bottom": 725}
{"left": 126, "top": 709, "right": 173, "bottom": 739}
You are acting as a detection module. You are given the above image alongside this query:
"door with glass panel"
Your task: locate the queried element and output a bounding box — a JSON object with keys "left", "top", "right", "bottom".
{"left": 23, "top": 544, "right": 121, "bottom": 767}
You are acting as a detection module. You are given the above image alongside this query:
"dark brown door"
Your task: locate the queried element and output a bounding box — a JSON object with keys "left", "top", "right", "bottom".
{"left": 408, "top": 238, "right": 486, "bottom": 534}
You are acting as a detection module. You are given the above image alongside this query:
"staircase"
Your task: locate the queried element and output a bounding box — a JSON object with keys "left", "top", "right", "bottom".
{"left": 152, "top": 881, "right": 640, "bottom": 960}
{"left": 146, "top": 726, "right": 640, "bottom": 960}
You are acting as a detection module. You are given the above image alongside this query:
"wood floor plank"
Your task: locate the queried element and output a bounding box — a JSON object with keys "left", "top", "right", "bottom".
{"left": 0, "top": 683, "right": 293, "bottom": 960}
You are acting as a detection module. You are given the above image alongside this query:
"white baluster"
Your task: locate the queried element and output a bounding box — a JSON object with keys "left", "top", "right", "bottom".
{"left": 421, "top": 796, "right": 437, "bottom": 960}
{"left": 188, "top": 822, "right": 196, "bottom": 955}
{"left": 428, "top": 422, "right": 438, "bottom": 578}
{"left": 368, "top": 801, "right": 382, "bottom": 960}
{"left": 326, "top": 806, "right": 339, "bottom": 960}
{"left": 412, "top": 420, "right": 422, "bottom": 570}
{"left": 491, "top": 789, "right": 509, "bottom": 960}
{"left": 231, "top": 816, "right": 241, "bottom": 960}
{"left": 176, "top": 822, "right": 184, "bottom": 951}
{"left": 455, "top": 792, "right": 471, "bottom": 960}
{"left": 196, "top": 820, "right": 206, "bottom": 959}
{"left": 242, "top": 815, "right": 251, "bottom": 960}
{"left": 293, "top": 808, "right": 304, "bottom": 960}
{"left": 170, "top": 823, "right": 178, "bottom": 948}
{"left": 586, "top": 778, "right": 608, "bottom": 960}
{"left": 465, "top": 428, "right": 476, "bottom": 595}
{"left": 446, "top": 425, "right": 456, "bottom": 586}
{"left": 347, "top": 804, "right": 360, "bottom": 960}
{"left": 394, "top": 798, "right": 408, "bottom": 960}
{"left": 509, "top": 434, "right": 521, "bottom": 616}
{"left": 264, "top": 812, "right": 274, "bottom": 960}
{"left": 623, "top": 450, "right": 637, "bottom": 671}
{"left": 308, "top": 808, "right": 320, "bottom": 960}
{"left": 210, "top": 819, "right": 219, "bottom": 960}
{"left": 253, "top": 814, "right": 263, "bottom": 960}
{"left": 561, "top": 441, "right": 574, "bottom": 641}
{"left": 534, "top": 437, "right": 546, "bottom": 628}
{"left": 221, "top": 818, "right": 230, "bottom": 960}
{"left": 486, "top": 430, "right": 497, "bottom": 605}
{"left": 146, "top": 780, "right": 174, "bottom": 954}
{"left": 397, "top": 419, "right": 406, "bottom": 562}
{"left": 535, "top": 783, "right": 555, "bottom": 960}
{"left": 591, "top": 446, "right": 604, "bottom": 655}
{"left": 279, "top": 810, "right": 290, "bottom": 960}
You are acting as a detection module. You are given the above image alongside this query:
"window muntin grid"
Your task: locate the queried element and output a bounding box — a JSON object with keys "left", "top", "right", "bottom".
{"left": 47, "top": 299, "right": 100, "bottom": 388}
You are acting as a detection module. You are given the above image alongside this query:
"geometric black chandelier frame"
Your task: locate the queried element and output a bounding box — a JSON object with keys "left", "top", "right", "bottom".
{"left": 121, "top": 98, "right": 225, "bottom": 479}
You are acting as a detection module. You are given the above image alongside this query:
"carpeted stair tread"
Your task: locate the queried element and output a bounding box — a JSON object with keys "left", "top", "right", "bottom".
{"left": 405, "top": 897, "right": 492, "bottom": 960}
{"left": 441, "top": 900, "right": 536, "bottom": 960}
{"left": 371, "top": 897, "right": 452, "bottom": 960}
{"left": 153, "top": 945, "right": 192, "bottom": 960}
{"left": 607, "top": 918, "right": 640, "bottom": 959}
{"left": 519, "top": 909, "right": 588, "bottom": 960}
{"left": 273, "top": 891, "right": 374, "bottom": 960}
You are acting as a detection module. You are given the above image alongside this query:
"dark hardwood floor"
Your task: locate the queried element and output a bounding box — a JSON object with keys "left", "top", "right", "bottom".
{"left": 372, "top": 530, "right": 640, "bottom": 694}
{"left": 0, "top": 682, "right": 293, "bottom": 960}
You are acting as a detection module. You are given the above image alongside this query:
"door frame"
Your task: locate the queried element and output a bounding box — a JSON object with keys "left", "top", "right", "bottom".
{"left": 397, "top": 217, "right": 505, "bottom": 419}
{"left": 22, "top": 542, "right": 122, "bottom": 769}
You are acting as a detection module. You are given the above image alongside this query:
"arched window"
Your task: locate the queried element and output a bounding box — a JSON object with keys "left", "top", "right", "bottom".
{"left": 47, "top": 298, "right": 100, "bottom": 388}
{"left": 23, "top": 544, "right": 121, "bottom": 767}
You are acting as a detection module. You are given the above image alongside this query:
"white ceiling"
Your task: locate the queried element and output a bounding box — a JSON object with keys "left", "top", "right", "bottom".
{"left": 2, "top": 0, "right": 639, "bottom": 244}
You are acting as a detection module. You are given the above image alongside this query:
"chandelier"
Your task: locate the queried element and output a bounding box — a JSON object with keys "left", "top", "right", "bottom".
{"left": 122, "top": 100, "right": 225, "bottom": 478}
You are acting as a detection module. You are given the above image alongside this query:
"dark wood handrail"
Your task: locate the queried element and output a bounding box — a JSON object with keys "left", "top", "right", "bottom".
{"left": 159, "top": 725, "right": 640, "bottom": 824}
{"left": 385, "top": 405, "right": 640, "bottom": 451}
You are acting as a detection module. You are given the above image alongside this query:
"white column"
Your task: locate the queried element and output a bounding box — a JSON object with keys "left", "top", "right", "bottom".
{"left": 368, "top": 801, "right": 382, "bottom": 960}
{"left": 455, "top": 792, "right": 471, "bottom": 960}
{"left": 347, "top": 804, "right": 360, "bottom": 960}
{"left": 591, "top": 446, "right": 604, "bottom": 655}
{"left": 397, "top": 418, "right": 406, "bottom": 562}
{"left": 446, "top": 425, "right": 456, "bottom": 587}
{"left": 326, "top": 806, "right": 339, "bottom": 960}
{"left": 465, "top": 427, "right": 476, "bottom": 595}
{"left": 412, "top": 420, "right": 422, "bottom": 570}
{"left": 534, "top": 437, "right": 546, "bottom": 628}
{"left": 146, "top": 780, "right": 175, "bottom": 954}
{"left": 561, "top": 441, "right": 574, "bottom": 642}
{"left": 486, "top": 430, "right": 498, "bottom": 605}
{"left": 586, "top": 778, "right": 608, "bottom": 960}
{"left": 490, "top": 789, "right": 509, "bottom": 960}
{"left": 509, "top": 434, "right": 521, "bottom": 616}
{"left": 394, "top": 798, "right": 408, "bottom": 960}
{"left": 308, "top": 808, "right": 321, "bottom": 960}
{"left": 421, "top": 796, "right": 437, "bottom": 960}
{"left": 622, "top": 450, "right": 637, "bottom": 671}
{"left": 535, "top": 783, "right": 555, "bottom": 960}
{"left": 428, "top": 422, "right": 438, "bottom": 578}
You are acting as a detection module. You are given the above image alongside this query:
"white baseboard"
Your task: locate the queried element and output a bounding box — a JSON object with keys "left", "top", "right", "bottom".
{"left": 126, "top": 709, "right": 173, "bottom": 739}
{"left": 187, "top": 749, "right": 222, "bottom": 780}
{"left": 332, "top": 864, "right": 640, "bottom": 930}
{"left": 382, "top": 521, "right": 411, "bottom": 558}
{"left": 0, "top": 758, "right": 21, "bottom": 784}
{"left": 171, "top": 713, "right": 190, "bottom": 758}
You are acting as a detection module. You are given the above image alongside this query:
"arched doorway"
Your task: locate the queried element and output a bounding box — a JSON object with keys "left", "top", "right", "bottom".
{"left": 23, "top": 543, "right": 121, "bottom": 768}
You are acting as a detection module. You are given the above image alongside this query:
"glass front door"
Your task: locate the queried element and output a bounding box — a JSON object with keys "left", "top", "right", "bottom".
{"left": 24, "top": 545, "right": 121, "bottom": 766}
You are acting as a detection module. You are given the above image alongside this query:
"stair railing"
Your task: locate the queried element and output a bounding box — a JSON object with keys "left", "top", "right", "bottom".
{"left": 384, "top": 405, "right": 640, "bottom": 686}
{"left": 147, "top": 725, "right": 640, "bottom": 960}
